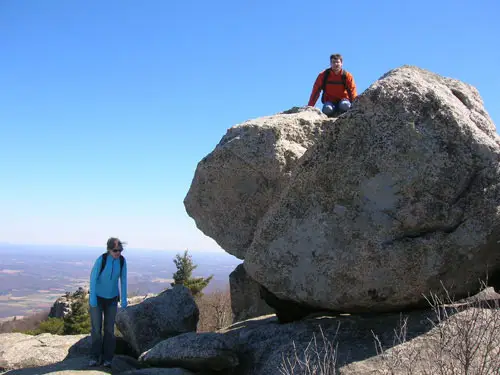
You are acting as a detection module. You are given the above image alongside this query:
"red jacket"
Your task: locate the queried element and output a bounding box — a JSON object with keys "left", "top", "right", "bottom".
{"left": 308, "top": 69, "right": 357, "bottom": 106}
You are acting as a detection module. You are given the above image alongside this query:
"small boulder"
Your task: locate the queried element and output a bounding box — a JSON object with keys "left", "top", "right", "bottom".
{"left": 139, "top": 332, "right": 238, "bottom": 372}
{"left": 115, "top": 285, "right": 199, "bottom": 357}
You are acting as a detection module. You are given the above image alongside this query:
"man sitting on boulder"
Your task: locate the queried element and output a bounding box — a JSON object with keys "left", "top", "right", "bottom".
{"left": 308, "top": 53, "right": 358, "bottom": 117}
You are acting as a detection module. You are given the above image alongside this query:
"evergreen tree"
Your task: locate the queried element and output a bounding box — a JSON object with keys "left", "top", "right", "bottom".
{"left": 171, "top": 249, "right": 213, "bottom": 296}
{"left": 63, "top": 298, "right": 91, "bottom": 334}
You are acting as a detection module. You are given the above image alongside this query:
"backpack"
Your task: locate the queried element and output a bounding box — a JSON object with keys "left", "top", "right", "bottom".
{"left": 321, "top": 68, "right": 353, "bottom": 103}
{"left": 98, "top": 252, "right": 125, "bottom": 278}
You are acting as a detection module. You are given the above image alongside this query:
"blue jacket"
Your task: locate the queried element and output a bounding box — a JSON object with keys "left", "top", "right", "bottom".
{"left": 89, "top": 254, "right": 128, "bottom": 308}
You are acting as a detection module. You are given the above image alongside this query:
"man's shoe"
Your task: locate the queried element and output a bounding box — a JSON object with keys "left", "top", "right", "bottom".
{"left": 88, "top": 359, "right": 98, "bottom": 367}
{"left": 103, "top": 361, "right": 112, "bottom": 368}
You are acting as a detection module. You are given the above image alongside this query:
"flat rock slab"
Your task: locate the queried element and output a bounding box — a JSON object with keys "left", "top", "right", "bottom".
{"left": 0, "top": 356, "right": 109, "bottom": 375}
{"left": 0, "top": 333, "right": 89, "bottom": 372}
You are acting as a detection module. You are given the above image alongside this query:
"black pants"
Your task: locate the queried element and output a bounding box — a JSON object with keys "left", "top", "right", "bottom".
{"left": 90, "top": 296, "right": 118, "bottom": 362}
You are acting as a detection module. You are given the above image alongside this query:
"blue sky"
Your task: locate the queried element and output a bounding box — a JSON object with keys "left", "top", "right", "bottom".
{"left": 0, "top": 0, "right": 498, "bottom": 251}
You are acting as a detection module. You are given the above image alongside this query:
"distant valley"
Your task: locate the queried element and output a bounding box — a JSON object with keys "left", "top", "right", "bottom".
{"left": 0, "top": 243, "right": 240, "bottom": 320}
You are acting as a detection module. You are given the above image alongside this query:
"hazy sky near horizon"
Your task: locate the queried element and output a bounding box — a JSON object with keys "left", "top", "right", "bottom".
{"left": 1, "top": 1, "right": 498, "bottom": 251}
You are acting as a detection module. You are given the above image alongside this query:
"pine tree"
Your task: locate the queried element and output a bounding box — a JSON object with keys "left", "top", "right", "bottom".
{"left": 171, "top": 249, "right": 213, "bottom": 296}
{"left": 63, "top": 298, "right": 91, "bottom": 334}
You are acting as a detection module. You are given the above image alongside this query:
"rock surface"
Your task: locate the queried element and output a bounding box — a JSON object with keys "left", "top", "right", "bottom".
{"left": 243, "top": 65, "right": 500, "bottom": 312}
{"left": 0, "top": 332, "right": 89, "bottom": 371}
{"left": 111, "top": 355, "right": 142, "bottom": 373}
{"left": 139, "top": 332, "right": 238, "bottom": 371}
{"left": 229, "top": 264, "right": 274, "bottom": 322}
{"left": 341, "top": 307, "right": 500, "bottom": 374}
{"left": 115, "top": 286, "right": 199, "bottom": 356}
{"left": 121, "top": 369, "right": 197, "bottom": 375}
{"left": 49, "top": 288, "right": 89, "bottom": 319}
{"left": 3, "top": 299, "right": 500, "bottom": 375}
{"left": 137, "top": 297, "right": 500, "bottom": 375}
{"left": 0, "top": 356, "right": 109, "bottom": 375}
{"left": 184, "top": 106, "right": 332, "bottom": 259}
{"left": 49, "top": 297, "right": 73, "bottom": 320}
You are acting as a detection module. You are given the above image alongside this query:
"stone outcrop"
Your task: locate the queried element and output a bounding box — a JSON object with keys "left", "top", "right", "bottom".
{"left": 49, "top": 287, "right": 89, "bottom": 319}
{"left": 137, "top": 301, "right": 500, "bottom": 375}
{"left": 4, "top": 302, "right": 500, "bottom": 374}
{"left": 115, "top": 285, "right": 199, "bottom": 357}
{"left": 184, "top": 106, "right": 332, "bottom": 259}
{"left": 243, "top": 65, "right": 500, "bottom": 313}
{"left": 229, "top": 263, "right": 273, "bottom": 322}
{"left": 3, "top": 278, "right": 499, "bottom": 375}
{"left": 0, "top": 286, "right": 200, "bottom": 375}
{"left": 49, "top": 297, "right": 72, "bottom": 319}
{"left": 186, "top": 65, "right": 500, "bottom": 314}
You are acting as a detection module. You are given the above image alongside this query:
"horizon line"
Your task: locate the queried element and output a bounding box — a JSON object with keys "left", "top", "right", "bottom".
{"left": 0, "top": 241, "right": 229, "bottom": 254}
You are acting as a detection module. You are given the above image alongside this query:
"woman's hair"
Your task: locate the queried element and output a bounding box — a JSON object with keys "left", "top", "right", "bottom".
{"left": 106, "top": 237, "right": 126, "bottom": 251}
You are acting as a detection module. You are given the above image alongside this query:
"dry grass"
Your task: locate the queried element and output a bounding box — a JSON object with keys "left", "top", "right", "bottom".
{"left": 279, "top": 324, "right": 340, "bottom": 375}
{"left": 373, "top": 284, "right": 500, "bottom": 375}
{"left": 280, "top": 282, "right": 500, "bottom": 375}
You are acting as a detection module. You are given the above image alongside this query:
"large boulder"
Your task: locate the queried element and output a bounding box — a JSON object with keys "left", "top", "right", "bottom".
{"left": 115, "top": 286, "right": 199, "bottom": 357}
{"left": 229, "top": 263, "right": 274, "bottom": 322}
{"left": 243, "top": 65, "right": 500, "bottom": 313}
{"left": 184, "top": 106, "right": 332, "bottom": 259}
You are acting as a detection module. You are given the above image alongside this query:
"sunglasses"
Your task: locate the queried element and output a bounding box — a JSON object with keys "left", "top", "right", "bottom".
{"left": 111, "top": 249, "right": 123, "bottom": 253}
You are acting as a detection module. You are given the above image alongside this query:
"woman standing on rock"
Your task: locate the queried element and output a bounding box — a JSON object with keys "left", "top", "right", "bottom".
{"left": 88, "top": 237, "right": 128, "bottom": 368}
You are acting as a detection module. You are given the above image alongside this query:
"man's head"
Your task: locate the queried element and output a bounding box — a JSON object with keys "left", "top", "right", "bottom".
{"left": 107, "top": 237, "right": 125, "bottom": 259}
{"left": 330, "top": 54, "right": 343, "bottom": 73}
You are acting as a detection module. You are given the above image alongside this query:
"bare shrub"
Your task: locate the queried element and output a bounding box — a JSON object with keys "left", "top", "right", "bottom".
{"left": 196, "top": 287, "right": 233, "bottom": 332}
{"left": 372, "top": 314, "right": 421, "bottom": 375}
{"left": 280, "top": 324, "right": 340, "bottom": 375}
{"left": 0, "top": 310, "right": 50, "bottom": 334}
{"left": 373, "top": 283, "right": 500, "bottom": 375}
